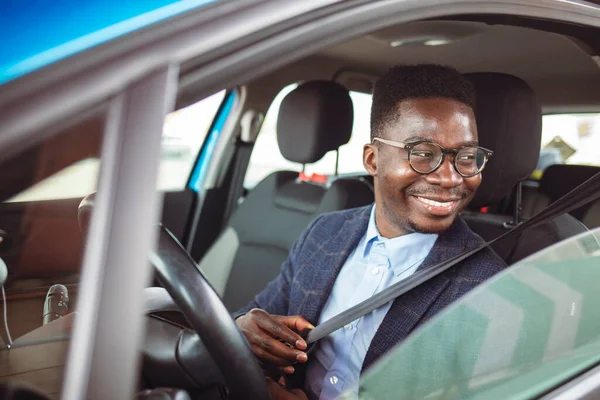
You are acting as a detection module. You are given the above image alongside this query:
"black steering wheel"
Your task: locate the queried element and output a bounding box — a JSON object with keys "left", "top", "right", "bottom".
{"left": 151, "top": 226, "right": 269, "bottom": 399}
{"left": 78, "top": 195, "right": 269, "bottom": 399}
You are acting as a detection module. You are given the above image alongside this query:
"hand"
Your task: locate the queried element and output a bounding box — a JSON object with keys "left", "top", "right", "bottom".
{"left": 266, "top": 377, "right": 309, "bottom": 400}
{"left": 236, "top": 308, "right": 314, "bottom": 375}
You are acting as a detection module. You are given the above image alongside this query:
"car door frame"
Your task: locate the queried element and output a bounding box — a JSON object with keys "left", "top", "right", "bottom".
{"left": 183, "top": 88, "right": 246, "bottom": 255}
{"left": 160, "top": 88, "right": 241, "bottom": 246}
{"left": 1, "top": 0, "right": 599, "bottom": 399}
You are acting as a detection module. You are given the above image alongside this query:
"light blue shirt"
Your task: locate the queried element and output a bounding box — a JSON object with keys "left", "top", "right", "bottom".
{"left": 304, "top": 205, "right": 438, "bottom": 399}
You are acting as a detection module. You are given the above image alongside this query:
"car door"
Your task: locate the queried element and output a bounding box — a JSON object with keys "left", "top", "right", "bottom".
{"left": 0, "top": 92, "right": 227, "bottom": 341}
{"left": 354, "top": 228, "right": 600, "bottom": 400}
{"left": 158, "top": 89, "right": 229, "bottom": 243}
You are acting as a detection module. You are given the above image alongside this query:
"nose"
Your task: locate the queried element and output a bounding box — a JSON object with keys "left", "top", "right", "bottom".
{"left": 425, "top": 157, "right": 464, "bottom": 188}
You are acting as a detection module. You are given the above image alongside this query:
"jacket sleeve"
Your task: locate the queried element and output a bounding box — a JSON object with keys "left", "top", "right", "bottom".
{"left": 233, "top": 214, "right": 324, "bottom": 319}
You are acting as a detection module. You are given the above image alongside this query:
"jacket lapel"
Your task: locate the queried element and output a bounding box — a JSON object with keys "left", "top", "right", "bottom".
{"left": 288, "top": 206, "right": 372, "bottom": 391}
{"left": 296, "top": 205, "right": 371, "bottom": 325}
{"left": 362, "top": 217, "right": 473, "bottom": 371}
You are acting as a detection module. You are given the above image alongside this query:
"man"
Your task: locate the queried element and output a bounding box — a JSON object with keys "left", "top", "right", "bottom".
{"left": 236, "top": 64, "right": 506, "bottom": 399}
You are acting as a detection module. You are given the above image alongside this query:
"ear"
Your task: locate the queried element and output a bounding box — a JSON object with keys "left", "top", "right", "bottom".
{"left": 363, "top": 143, "right": 378, "bottom": 177}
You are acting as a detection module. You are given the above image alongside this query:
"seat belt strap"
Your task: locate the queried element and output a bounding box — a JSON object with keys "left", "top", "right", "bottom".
{"left": 305, "top": 171, "right": 600, "bottom": 345}
{"left": 224, "top": 140, "right": 253, "bottom": 224}
{"left": 223, "top": 111, "right": 262, "bottom": 224}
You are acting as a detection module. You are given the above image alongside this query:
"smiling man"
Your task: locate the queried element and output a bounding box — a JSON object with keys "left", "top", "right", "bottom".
{"left": 235, "top": 65, "right": 507, "bottom": 400}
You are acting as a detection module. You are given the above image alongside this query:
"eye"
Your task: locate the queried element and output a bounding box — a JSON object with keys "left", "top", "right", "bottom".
{"left": 456, "top": 149, "right": 479, "bottom": 165}
{"left": 412, "top": 150, "right": 434, "bottom": 159}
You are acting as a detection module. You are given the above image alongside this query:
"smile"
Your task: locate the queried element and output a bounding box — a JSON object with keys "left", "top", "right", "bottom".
{"left": 414, "top": 196, "right": 460, "bottom": 216}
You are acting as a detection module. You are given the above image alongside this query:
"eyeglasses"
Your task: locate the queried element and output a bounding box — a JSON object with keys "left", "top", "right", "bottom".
{"left": 372, "top": 137, "right": 493, "bottom": 178}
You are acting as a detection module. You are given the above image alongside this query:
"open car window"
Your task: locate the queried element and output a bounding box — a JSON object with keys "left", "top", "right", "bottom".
{"left": 4, "top": 90, "right": 225, "bottom": 202}
{"left": 352, "top": 227, "right": 600, "bottom": 400}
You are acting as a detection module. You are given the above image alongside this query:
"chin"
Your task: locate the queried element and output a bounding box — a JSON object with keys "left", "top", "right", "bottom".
{"left": 408, "top": 216, "right": 456, "bottom": 234}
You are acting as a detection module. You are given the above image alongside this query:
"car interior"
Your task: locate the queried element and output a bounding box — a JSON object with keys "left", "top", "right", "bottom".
{"left": 1, "top": 10, "right": 600, "bottom": 400}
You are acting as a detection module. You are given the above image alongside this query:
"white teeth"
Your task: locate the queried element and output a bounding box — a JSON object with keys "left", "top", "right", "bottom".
{"left": 417, "top": 197, "right": 454, "bottom": 208}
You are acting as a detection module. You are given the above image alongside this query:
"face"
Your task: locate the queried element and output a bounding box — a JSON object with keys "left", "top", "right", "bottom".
{"left": 363, "top": 98, "right": 481, "bottom": 237}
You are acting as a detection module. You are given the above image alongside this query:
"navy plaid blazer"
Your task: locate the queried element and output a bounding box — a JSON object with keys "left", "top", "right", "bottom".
{"left": 236, "top": 204, "right": 506, "bottom": 384}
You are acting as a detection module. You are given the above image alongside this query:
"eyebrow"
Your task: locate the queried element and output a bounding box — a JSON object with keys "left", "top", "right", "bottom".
{"left": 404, "top": 136, "right": 479, "bottom": 147}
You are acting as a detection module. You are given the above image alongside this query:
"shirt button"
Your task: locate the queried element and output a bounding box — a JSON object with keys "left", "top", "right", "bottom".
{"left": 330, "top": 375, "right": 339, "bottom": 385}
{"left": 344, "top": 324, "right": 352, "bottom": 331}
{"left": 371, "top": 267, "right": 380, "bottom": 275}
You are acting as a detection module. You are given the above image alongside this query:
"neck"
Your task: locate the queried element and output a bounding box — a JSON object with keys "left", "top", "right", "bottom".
{"left": 374, "top": 205, "right": 410, "bottom": 239}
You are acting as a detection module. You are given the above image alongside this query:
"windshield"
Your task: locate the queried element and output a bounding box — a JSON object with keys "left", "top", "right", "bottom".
{"left": 352, "top": 227, "right": 600, "bottom": 400}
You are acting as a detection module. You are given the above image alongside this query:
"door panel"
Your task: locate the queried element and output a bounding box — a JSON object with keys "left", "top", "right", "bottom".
{"left": 0, "top": 198, "right": 84, "bottom": 279}
{"left": 0, "top": 192, "right": 196, "bottom": 341}
{"left": 0, "top": 198, "right": 83, "bottom": 339}
{"left": 0, "top": 90, "right": 229, "bottom": 345}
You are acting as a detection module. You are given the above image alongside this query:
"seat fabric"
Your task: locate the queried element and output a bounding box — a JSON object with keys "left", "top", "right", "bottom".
{"left": 521, "top": 164, "right": 600, "bottom": 229}
{"left": 200, "top": 81, "right": 374, "bottom": 310}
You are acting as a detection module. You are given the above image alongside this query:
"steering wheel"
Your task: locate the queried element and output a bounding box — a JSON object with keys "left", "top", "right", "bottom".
{"left": 78, "top": 195, "right": 269, "bottom": 399}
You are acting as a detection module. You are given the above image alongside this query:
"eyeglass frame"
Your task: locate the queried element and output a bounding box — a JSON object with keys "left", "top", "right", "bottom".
{"left": 372, "top": 137, "right": 494, "bottom": 178}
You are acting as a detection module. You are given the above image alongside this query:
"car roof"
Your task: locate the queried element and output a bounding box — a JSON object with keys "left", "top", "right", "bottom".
{"left": 0, "top": 0, "right": 218, "bottom": 85}
{"left": 243, "top": 17, "right": 600, "bottom": 114}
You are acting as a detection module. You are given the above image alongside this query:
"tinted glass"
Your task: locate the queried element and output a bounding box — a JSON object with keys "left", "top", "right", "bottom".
{"left": 5, "top": 91, "right": 225, "bottom": 202}
{"left": 0, "top": 114, "right": 106, "bottom": 398}
{"left": 352, "top": 228, "right": 600, "bottom": 400}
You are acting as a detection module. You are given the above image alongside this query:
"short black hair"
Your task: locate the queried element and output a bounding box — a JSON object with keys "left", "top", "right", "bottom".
{"left": 370, "top": 64, "right": 475, "bottom": 139}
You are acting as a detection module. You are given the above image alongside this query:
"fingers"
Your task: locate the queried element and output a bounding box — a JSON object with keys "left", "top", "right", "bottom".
{"left": 256, "top": 315, "right": 308, "bottom": 350}
{"left": 280, "top": 366, "right": 295, "bottom": 375}
{"left": 274, "top": 315, "right": 314, "bottom": 349}
{"left": 277, "top": 315, "right": 315, "bottom": 333}
{"left": 246, "top": 329, "right": 307, "bottom": 365}
{"left": 236, "top": 309, "right": 311, "bottom": 368}
{"left": 259, "top": 362, "right": 290, "bottom": 382}
{"left": 266, "top": 378, "right": 309, "bottom": 400}
{"left": 262, "top": 362, "right": 295, "bottom": 376}
{"left": 266, "top": 377, "right": 289, "bottom": 400}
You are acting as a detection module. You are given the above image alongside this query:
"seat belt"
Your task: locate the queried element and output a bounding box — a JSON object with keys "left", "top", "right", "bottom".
{"left": 223, "top": 140, "right": 253, "bottom": 223}
{"left": 304, "top": 171, "right": 600, "bottom": 345}
{"left": 223, "top": 110, "right": 263, "bottom": 224}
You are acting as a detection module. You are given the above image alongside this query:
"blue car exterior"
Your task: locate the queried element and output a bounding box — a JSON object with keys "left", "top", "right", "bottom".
{"left": 0, "top": 0, "right": 218, "bottom": 85}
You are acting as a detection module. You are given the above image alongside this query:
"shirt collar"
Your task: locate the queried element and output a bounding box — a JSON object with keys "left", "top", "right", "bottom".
{"left": 361, "top": 205, "right": 380, "bottom": 257}
{"left": 362, "top": 204, "right": 439, "bottom": 276}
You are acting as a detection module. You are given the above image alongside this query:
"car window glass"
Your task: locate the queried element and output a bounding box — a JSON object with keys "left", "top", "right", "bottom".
{"left": 244, "top": 84, "right": 373, "bottom": 189}
{"left": 159, "top": 91, "right": 226, "bottom": 190}
{"left": 0, "top": 114, "right": 106, "bottom": 397}
{"left": 5, "top": 91, "right": 226, "bottom": 202}
{"left": 534, "top": 113, "right": 600, "bottom": 177}
{"left": 352, "top": 228, "right": 600, "bottom": 400}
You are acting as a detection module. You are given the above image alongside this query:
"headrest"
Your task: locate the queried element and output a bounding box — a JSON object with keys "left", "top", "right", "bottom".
{"left": 540, "top": 164, "right": 600, "bottom": 201}
{"left": 466, "top": 73, "right": 542, "bottom": 207}
{"left": 277, "top": 81, "right": 354, "bottom": 164}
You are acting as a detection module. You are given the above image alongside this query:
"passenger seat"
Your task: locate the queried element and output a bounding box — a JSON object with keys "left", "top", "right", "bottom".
{"left": 521, "top": 164, "right": 600, "bottom": 229}
{"left": 200, "top": 81, "right": 374, "bottom": 310}
{"left": 462, "top": 73, "right": 588, "bottom": 264}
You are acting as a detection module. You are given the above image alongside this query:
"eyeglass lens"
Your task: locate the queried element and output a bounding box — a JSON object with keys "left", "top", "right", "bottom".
{"left": 409, "top": 142, "right": 487, "bottom": 177}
